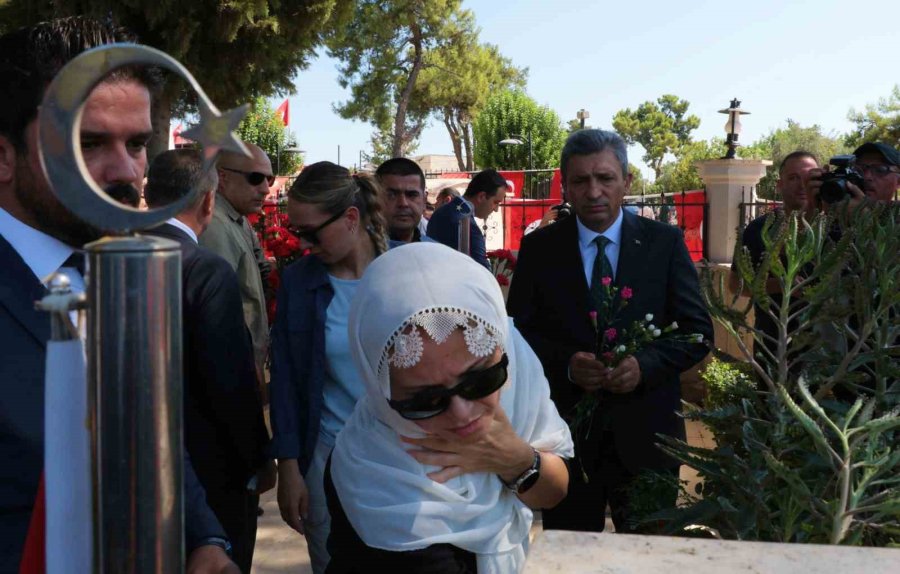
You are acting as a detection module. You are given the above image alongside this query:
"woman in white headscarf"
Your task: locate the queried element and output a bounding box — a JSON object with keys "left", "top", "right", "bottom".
{"left": 326, "top": 242, "right": 574, "bottom": 573}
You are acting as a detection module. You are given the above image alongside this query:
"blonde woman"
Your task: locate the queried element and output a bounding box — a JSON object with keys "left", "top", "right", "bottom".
{"left": 270, "top": 162, "right": 389, "bottom": 573}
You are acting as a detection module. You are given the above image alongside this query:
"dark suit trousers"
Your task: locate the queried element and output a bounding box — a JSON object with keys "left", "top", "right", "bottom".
{"left": 205, "top": 486, "right": 259, "bottom": 573}
{"left": 542, "top": 430, "right": 677, "bottom": 533}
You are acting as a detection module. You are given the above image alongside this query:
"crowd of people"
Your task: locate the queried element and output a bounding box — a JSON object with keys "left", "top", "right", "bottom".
{"left": 1, "top": 12, "right": 897, "bottom": 574}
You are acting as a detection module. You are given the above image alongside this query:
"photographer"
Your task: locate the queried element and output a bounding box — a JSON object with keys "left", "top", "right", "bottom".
{"left": 808, "top": 143, "right": 899, "bottom": 209}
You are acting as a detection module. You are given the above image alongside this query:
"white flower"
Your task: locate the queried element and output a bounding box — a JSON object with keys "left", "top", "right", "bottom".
{"left": 669, "top": 321, "right": 679, "bottom": 330}
{"left": 616, "top": 345, "right": 626, "bottom": 353}
{"left": 645, "top": 314, "right": 654, "bottom": 322}
{"left": 653, "top": 329, "right": 662, "bottom": 337}
{"left": 648, "top": 324, "right": 656, "bottom": 331}
{"left": 691, "top": 334, "right": 704, "bottom": 343}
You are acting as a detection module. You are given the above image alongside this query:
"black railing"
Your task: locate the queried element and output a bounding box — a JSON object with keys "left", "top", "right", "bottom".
{"left": 425, "top": 168, "right": 558, "bottom": 200}
{"left": 499, "top": 190, "right": 708, "bottom": 260}
{"left": 737, "top": 185, "right": 780, "bottom": 236}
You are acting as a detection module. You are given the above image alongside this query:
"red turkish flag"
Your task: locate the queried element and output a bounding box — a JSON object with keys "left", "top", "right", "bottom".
{"left": 275, "top": 99, "right": 289, "bottom": 127}
{"left": 18, "top": 475, "right": 45, "bottom": 574}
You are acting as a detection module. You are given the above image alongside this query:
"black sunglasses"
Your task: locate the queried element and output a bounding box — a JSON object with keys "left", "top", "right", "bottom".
{"left": 221, "top": 167, "right": 275, "bottom": 187}
{"left": 289, "top": 210, "right": 345, "bottom": 245}
{"left": 388, "top": 354, "right": 509, "bottom": 420}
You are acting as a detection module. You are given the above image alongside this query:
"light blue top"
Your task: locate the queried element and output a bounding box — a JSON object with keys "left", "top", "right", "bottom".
{"left": 576, "top": 208, "right": 623, "bottom": 286}
{"left": 319, "top": 274, "right": 364, "bottom": 447}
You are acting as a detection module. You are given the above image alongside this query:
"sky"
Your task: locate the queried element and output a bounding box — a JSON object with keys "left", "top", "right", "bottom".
{"left": 276, "top": 0, "right": 898, "bottom": 179}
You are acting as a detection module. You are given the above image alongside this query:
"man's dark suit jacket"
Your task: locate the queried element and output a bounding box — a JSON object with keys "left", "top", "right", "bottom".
{"left": 507, "top": 210, "right": 713, "bottom": 472}
{"left": 426, "top": 196, "right": 490, "bottom": 269}
{"left": 148, "top": 223, "right": 269, "bottom": 492}
{"left": 0, "top": 233, "right": 226, "bottom": 572}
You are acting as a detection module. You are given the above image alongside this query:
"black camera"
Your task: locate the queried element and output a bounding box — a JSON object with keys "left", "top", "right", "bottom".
{"left": 551, "top": 202, "right": 572, "bottom": 220}
{"left": 818, "top": 155, "right": 865, "bottom": 204}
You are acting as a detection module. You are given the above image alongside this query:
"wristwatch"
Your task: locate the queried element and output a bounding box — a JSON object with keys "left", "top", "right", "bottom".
{"left": 500, "top": 448, "right": 541, "bottom": 494}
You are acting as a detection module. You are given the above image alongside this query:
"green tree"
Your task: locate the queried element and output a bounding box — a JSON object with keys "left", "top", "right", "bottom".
{"left": 472, "top": 89, "right": 567, "bottom": 170}
{"left": 412, "top": 32, "right": 526, "bottom": 171}
{"left": 566, "top": 118, "right": 594, "bottom": 134}
{"left": 234, "top": 97, "right": 302, "bottom": 176}
{"left": 612, "top": 94, "right": 700, "bottom": 180}
{"left": 845, "top": 85, "right": 900, "bottom": 149}
{"left": 742, "top": 120, "right": 848, "bottom": 199}
{"left": 327, "top": 0, "right": 469, "bottom": 158}
{"left": 654, "top": 139, "right": 726, "bottom": 193}
{"left": 0, "top": 0, "right": 351, "bottom": 159}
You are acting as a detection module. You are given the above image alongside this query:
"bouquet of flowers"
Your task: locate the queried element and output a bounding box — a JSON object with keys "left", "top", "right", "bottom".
{"left": 486, "top": 249, "right": 516, "bottom": 286}
{"left": 569, "top": 277, "right": 704, "bottom": 448}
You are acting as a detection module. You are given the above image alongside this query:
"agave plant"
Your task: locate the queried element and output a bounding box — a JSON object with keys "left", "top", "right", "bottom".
{"left": 641, "top": 204, "right": 900, "bottom": 546}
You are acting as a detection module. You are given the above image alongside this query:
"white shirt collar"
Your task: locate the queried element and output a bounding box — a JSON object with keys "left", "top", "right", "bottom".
{"left": 576, "top": 208, "right": 624, "bottom": 249}
{"left": 165, "top": 217, "right": 198, "bottom": 243}
{"left": 0, "top": 207, "right": 75, "bottom": 284}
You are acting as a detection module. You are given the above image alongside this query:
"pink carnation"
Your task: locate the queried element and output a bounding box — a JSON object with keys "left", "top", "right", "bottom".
{"left": 604, "top": 327, "right": 617, "bottom": 342}
{"left": 621, "top": 286, "right": 633, "bottom": 300}
{"left": 602, "top": 351, "right": 616, "bottom": 364}
{"left": 601, "top": 276, "right": 612, "bottom": 287}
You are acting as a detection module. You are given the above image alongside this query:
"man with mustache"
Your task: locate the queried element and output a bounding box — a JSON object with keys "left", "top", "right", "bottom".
{"left": 507, "top": 129, "right": 712, "bottom": 533}
{"left": 376, "top": 158, "right": 428, "bottom": 243}
{"left": 0, "top": 16, "right": 237, "bottom": 573}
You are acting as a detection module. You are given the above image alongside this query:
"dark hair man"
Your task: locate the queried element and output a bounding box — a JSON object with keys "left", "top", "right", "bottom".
{"left": 0, "top": 16, "right": 237, "bottom": 573}
{"left": 728, "top": 151, "right": 820, "bottom": 358}
{"left": 376, "top": 157, "right": 427, "bottom": 243}
{"left": 145, "top": 150, "right": 274, "bottom": 573}
{"left": 426, "top": 168, "right": 507, "bottom": 269}
{"left": 507, "top": 129, "right": 712, "bottom": 533}
{"left": 435, "top": 186, "right": 461, "bottom": 208}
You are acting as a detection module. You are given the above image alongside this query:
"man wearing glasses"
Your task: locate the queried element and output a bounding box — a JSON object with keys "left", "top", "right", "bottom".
{"left": 200, "top": 143, "right": 274, "bottom": 385}
{"left": 852, "top": 142, "right": 899, "bottom": 203}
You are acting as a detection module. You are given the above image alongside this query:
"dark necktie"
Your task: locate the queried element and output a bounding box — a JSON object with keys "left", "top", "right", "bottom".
{"left": 589, "top": 235, "right": 613, "bottom": 315}
{"left": 63, "top": 251, "right": 86, "bottom": 277}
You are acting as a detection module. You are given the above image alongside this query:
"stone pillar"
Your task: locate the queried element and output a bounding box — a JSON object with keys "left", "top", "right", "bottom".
{"left": 696, "top": 159, "right": 771, "bottom": 264}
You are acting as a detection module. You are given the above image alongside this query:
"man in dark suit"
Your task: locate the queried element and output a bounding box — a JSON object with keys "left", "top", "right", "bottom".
{"left": 0, "top": 17, "right": 237, "bottom": 572}
{"left": 145, "top": 149, "right": 274, "bottom": 572}
{"left": 507, "top": 129, "right": 713, "bottom": 533}
{"left": 427, "top": 168, "right": 507, "bottom": 269}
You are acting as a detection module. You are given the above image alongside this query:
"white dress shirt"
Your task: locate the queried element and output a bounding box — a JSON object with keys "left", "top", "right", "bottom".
{"left": 164, "top": 217, "right": 199, "bottom": 244}
{"left": 0, "top": 207, "right": 85, "bottom": 293}
{"left": 576, "top": 208, "right": 624, "bottom": 287}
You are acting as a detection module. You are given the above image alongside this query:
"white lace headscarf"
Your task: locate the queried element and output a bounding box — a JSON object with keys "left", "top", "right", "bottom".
{"left": 332, "top": 242, "right": 573, "bottom": 573}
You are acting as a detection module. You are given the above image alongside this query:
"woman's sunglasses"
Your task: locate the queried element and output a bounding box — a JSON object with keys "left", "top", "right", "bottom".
{"left": 221, "top": 167, "right": 275, "bottom": 187}
{"left": 288, "top": 210, "right": 345, "bottom": 245}
{"left": 388, "top": 354, "right": 509, "bottom": 420}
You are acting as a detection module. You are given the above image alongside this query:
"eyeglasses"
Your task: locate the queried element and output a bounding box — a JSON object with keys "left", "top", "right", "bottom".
{"left": 288, "top": 210, "right": 346, "bottom": 245}
{"left": 856, "top": 163, "right": 898, "bottom": 178}
{"left": 221, "top": 167, "right": 275, "bottom": 187}
{"left": 388, "top": 354, "right": 509, "bottom": 420}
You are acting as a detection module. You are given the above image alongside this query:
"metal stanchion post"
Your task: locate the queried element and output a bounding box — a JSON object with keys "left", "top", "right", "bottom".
{"left": 88, "top": 236, "right": 183, "bottom": 572}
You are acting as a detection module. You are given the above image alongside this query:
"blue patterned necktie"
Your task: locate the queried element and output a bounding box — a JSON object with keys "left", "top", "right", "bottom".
{"left": 590, "top": 235, "right": 613, "bottom": 315}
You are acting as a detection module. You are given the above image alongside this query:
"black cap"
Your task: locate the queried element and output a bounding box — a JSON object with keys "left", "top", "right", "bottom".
{"left": 853, "top": 142, "right": 900, "bottom": 167}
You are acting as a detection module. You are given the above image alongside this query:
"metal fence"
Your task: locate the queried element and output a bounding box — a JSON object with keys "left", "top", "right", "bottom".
{"left": 499, "top": 189, "right": 709, "bottom": 261}
{"left": 737, "top": 185, "right": 781, "bottom": 236}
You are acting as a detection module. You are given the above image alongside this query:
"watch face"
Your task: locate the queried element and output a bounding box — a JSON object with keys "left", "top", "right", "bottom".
{"left": 517, "top": 468, "right": 540, "bottom": 494}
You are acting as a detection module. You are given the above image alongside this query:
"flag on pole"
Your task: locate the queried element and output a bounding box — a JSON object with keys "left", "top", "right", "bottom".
{"left": 275, "top": 99, "right": 289, "bottom": 127}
